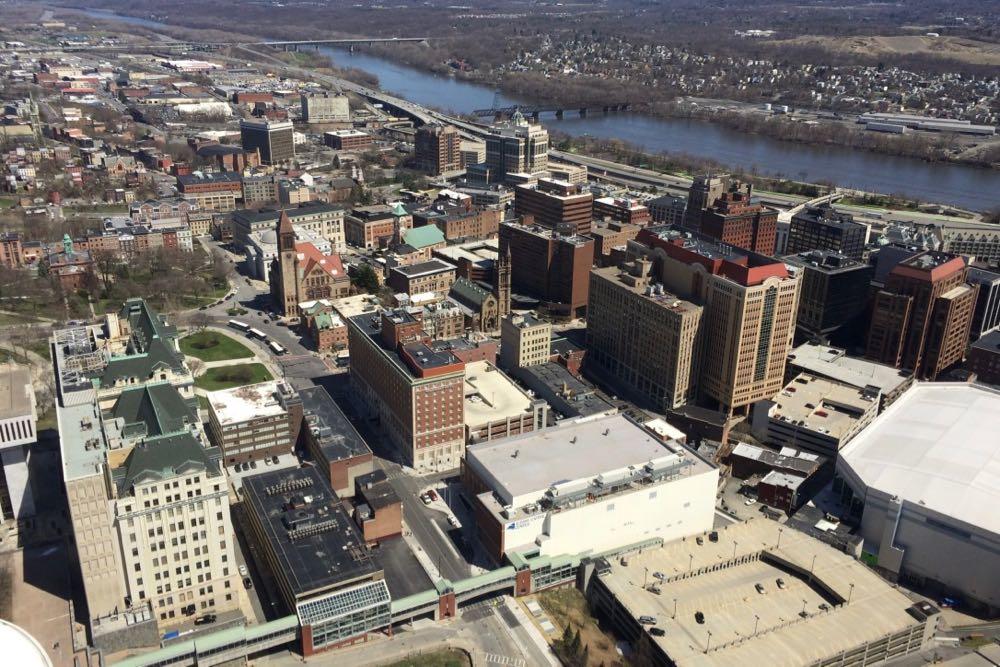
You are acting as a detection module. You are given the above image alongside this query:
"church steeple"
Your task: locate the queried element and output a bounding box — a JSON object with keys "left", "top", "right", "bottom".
{"left": 495, "top": 238, "right": 512, "bottom": 318}
{"left": 277, "top": 210, "right": 295, "bottom": 252}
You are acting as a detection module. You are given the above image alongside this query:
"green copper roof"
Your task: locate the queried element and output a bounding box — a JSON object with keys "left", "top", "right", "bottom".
{"left": 117, "top": 433, "right": 219, "bottom": 493}
{"left": 107, "top": 382, "right": 197, "bottom": 439}
{"left": 401, "top": 224, "right": 445, "bottom": 249}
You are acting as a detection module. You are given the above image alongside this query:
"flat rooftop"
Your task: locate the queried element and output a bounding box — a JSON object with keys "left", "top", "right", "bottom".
{"left": 207, "top": 381, "right": 287, "bottom": 426}
{"left": 331, "top": 294, "right": 381, "bottom": 319}
{"left": 463, "top": 361, "right": 535, "bottom": 428}
{"left": 786, "top": 343, "right": 911, "bottom": 396}
{"left": 466, "top": 414, "right": 710, "bottom": 505}
{"left": 839, "top": 383, "right": 1000, "bottom": 536}
{"left": 391, "top": 259, "right": 455, "bottom": 278}
{"left": 242, "top": 466, "right": 377, "bottom": 599}
{"left": 0, "top": 367, "right": 34, "bottom": 421}
{"left": 769, "top": 373, "right": 877, "bottom": 439}
{"left": 600, "top": 519, "right": 927, "bottom": 667}
{"left": 298, "top": 387, "right": 371, "bottom": 464}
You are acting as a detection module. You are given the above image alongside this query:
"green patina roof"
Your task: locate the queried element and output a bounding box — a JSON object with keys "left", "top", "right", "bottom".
{"left": 107, "top": 382, "right": 197, "bottom": 439}
{"left": 401, "top": 224, "right": 445, "bottom": 249}
{"left": 117, "top": 433, "right": 219, "bottom": 493}
{"left": 313, "top": 311, "right": 337, "bottom": 330}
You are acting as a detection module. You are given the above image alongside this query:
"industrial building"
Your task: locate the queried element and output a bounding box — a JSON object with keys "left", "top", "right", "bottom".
{"left": 588, "top": 519, "right": 939, "bottom": 667}
{"left": 837, "top": 383, "right": 1000, "bottom": 613}
{"left": 462, "top": 414, "right": 718, "bottom": 561}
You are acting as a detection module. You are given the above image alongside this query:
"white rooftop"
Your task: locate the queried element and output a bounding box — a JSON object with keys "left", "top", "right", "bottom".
{"left": 787, "top": 343, "right": 910, "bottom": 395}
{"left": 463, "top": 361, "right": 535, "bottom": 428}
{"left": 839, "top": 383, "right": 1000, "bottom": 535}
{"left": 207, "top": 381, "right": 286, "bottom": 426}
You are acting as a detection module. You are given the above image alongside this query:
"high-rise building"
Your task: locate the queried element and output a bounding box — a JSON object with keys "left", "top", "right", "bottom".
{"left": 499, "top": 218, "right": 595, "bottom": 320}
{"left": 414, "top": 123, "right": 462, "bottom": 175}
{"left": 783, "top": 250, "right": 875, "bottom": 345}
{"left": 513, "top": 178, "right": 594, "bottom": 234}
{"left": 0, "top": 366, "right": 36, "bottom": 521}
{"left": 240, "top": 118, "right": 294, "bottom": 165}
{"left": 499, "top": 313, "right": 552, "bottom": 371}
{"left": 683, "top": 173, "right": 728, "bottom": 229}
{"left": 484, "top": 111, "right": 549, "bottom": 183}
{"left": 968, "top": 266, "right": 1000, "bottom": 339}
{"left": 787, "top": 203, "right": 868, "bottom": 259}
{"left": 587, "top": 258, "right": 703, "bottom": 411}
{"left": 633, "top": 225, "right": 800, "bottom": 414}
{"left": 300, "top": 91, "right": 350, "bottom": 124}
{"left": 866, "top": 251, "right": 978, "bottom": 380}
{"left": 698, "top": 183, "right": 778, "bottom": 255}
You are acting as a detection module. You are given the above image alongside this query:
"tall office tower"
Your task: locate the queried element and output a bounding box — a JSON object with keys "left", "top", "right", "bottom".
{"left": 484, "top": 111, "right": 549, "bottom": 183}
{"left": 787, "top": 203, "right": 868, "bottom": 259}
{"left": 513, "top": 178, "right": 594, "bottom": 234}
{"left": 633, "top": 225, "right": 800, "bottom": 414}
{"left": 866, "top": 251, "right": 978, "bottom": 380}
{"left": 414, "top": 123, "right": 462, "bottom": 175}
{"left": 698, "top": 183, "right": 778, "bottom": 255}
{"left": 240, "top": 118, "right": 294, "bottom": 165}
{"left": 783, "top": 250, "right": 875, "bottom": 346}
{"left": 968, "top": 266, "right": 1000, "bottom": 339}
{"left": 683, "top": 173, "right": 728, "bottom": 230}
{"left": 499, "top": 218, "right": 595, "bottom": 320}
{"left": 587, "top": 259, "right": 703, "bottom": 411}
{"left": 300, "top": 91, "right": 350, "bottom": 124}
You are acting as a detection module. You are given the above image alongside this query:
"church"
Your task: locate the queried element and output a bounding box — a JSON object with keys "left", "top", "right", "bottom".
{"left": 270, "top": 211, "right": 351, "bottom": 316}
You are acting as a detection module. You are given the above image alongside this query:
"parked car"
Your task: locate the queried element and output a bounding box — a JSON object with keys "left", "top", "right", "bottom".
{"left": 447, "top": 515, "right": 459, "bottom": 527}
{"left": 420, "top": 494, "right": 432, "bottom": 505}
{"left": 744, "top": 498, "right": 756, "bottom": 506}
{"left": 695, "top": 612, "right": 705, "bottom": 624}
{"left": 755, "top": 583, "right": 766, "bottom": 594}
{"left": 194, "top": 614, "right": 216, "bottom": 626}
{"left": 272, "top": 456, "right": 279, "bottom": 464}
{"left": 776, "top": 578, "right": 786, "bottom": 590}
{"left": 250, "top": 460, "right": 258, "bottom": 469}
{"left": 238, "top": 564, "right": 248, "bottom": 577}
{"left": 243, "top": 577, "right": 253, "bottom": 589}
{"left": 649, "top": 627, "right": 665, "bottom": 637}
{"left": 652, "top": 571, "right": 666, "bottom": 580}
{"left": 427, "top": 489, "right": 438, "bottom": 501}
{"left": 638, "top": 615, "right": 656, "bottom": 625}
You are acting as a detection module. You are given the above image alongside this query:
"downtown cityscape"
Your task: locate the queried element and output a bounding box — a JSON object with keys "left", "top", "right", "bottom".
{"left": 0, "top": 2, "right": 999, "bottom": 667}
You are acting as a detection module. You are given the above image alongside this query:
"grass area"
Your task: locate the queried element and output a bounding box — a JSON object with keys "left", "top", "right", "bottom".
{"left": 0, "top": 196, "right": 17, "bottom": 209}
{"left": 227, "top": 307, "right": 248, "bottom": 317}
{"left": 197, "top": 395, "right": 210, "bottom": 413}
{"left": 194, "top": 363, "right": 272, "bottom": 391}
{"left": 537, "top": 588, "right": 624, "bottom": 667}
{"left": 0, "top": 312, "right": 42, "bottom": 326}
{"left": 384, "top": 649, "right": 471, "bottom": 667}
{"left": 180, "top": 330, "right": 254, "bottom": 362}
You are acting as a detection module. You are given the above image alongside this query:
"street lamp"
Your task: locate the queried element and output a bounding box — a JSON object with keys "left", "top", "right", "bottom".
{"left": 733, "top": 540, "right": 738, "bottom": 560}
{"left": 689, "top": 553, "right": 694, "bottom": 572}
{"left": 673, "top": 597, "right": 678, "bottom": 619}
{"left": 848, "top": 583, "right": 855, "bottom": 605}
{"left": 753, "top": 614, "right": 760, "bottom": 635}
{"left": 802, "top": 599, "right": 808, "bottom": 615}
{"left": 776, "top": 527, "right": 783, "bottom": 549}
{"left": 705, "top": 630, "right": 713, "bottom": 653}
{"left": 644, "top": 566, "right": 648, "bottom": 589}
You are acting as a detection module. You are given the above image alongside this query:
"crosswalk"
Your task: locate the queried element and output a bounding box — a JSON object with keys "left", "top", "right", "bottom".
{"left": 484, "top": 653, "right": 526, "bottom": 667}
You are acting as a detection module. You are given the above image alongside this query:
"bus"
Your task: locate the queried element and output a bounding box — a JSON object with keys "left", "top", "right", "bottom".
{"left": 247, "top": 327, "right": 267, "bottom": 340}
{"left": 228, "top": 319, "right": 250, "bottom": 332}
{"left": 268, "top": 340, "right": 287, "bottom": 356}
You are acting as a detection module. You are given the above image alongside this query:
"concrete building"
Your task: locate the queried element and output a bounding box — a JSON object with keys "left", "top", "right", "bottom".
{"left": 787, "top": 203, "right": 867, "bottom": 259}
{"left": 968, "top": 266, "right": 1000, "bottom": 339}
{"left": 590, "top": 220, "right": 641, "bottom": 266}
{"left": 0, "top": 366, "right": 36, "bottom": 520}
{"left": 588, "top": 519, "right": 939, "bottom": 667}
{"left": 783, "top": 250, "right": 875, "bottom": 345}
{"left": 348, "top": 309, "right": 466, "bottom": 473}
{"left": 499, "top": 313, "right": 551, "bottom": 371}
{"left": 786, "top": 343, "right": 912, "bottom": 412}
{"left": 968, "top": 329, "right": 1000, "bottom": 385}
{"left": 837, "top": 383, "right": 1000, "bottom": 613}
{"left": 206, "top": 381, "right": 301, "bottom": 466}
{"left": 242, "top": 174, "right": 278, "bottom": 206}
{"left": 514, "top": 179, "right": 593, "bottom": 235}
{"left": 414, "top": 124, "right": 462, "bottom": 175}
{"left": 751, "top": 373, "right": 879, "bottom": 457}
{"left": 587, "top": 259, "right": 703, "bottom": 411}
{"left": 301, "top": 91, "right": 350, "bottom": 124}
{"left": 698, "top": 183, "right": 778, "bottom": 255}
{"left": 866, "top": 251, "right": 978, "bottom": 380}
{"left": 500, "top": 219, "right": 595, "bottom": 320}
{"left": 323, "top": 130, "right": 372, "bottom": 152}
{"left": 240, "top": 118, "right": 294, "bottom": 165}
{"left": 647, "top": 194, "right": 686, "bottom": 226}
{"left": 463, "top": 360, "right": 547, "bottom": 443}
{"left": 547, "top": 162, "right": 587, "bottom": 185}
{"left": 298, "top": 386, "right": 373, "bottom": 498}
{"left": 462, "top": 413, "right": 718, "bottom": 561}
{"left": 484, "top": 112, "right": 549, "bottom": 183}
{"left": 241, "top": 466, "right": 389, "bottom": 656}
{"left": 387, "top": 259, "right": 457, "bottom": 300}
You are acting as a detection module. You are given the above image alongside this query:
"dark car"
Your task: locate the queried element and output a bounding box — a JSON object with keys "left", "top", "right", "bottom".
{"left": 194, "top": 614, "right": 216, "bottom": 626}
{"left": 243, "top": 577, "right": 253, "bottom": 589}
{"left": 650, "top": 627, "right": 665, "bottom": 637}
{"left": 695, "top": 611, "right": 705, "bottom": 624}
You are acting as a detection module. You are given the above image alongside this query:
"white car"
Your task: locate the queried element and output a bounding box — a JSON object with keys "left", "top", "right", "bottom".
{"left": 447, "top": 516, "right": 460, "bottom": 527}
{"left": 744, "top": 498, "right": 757, "bottom": 507}
{"left": 238, "top": 564, "right": 248, "bottom": 577}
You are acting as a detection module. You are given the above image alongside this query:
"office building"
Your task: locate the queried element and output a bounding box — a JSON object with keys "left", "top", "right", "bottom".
{"left": 499, "top": 219, "right": 595, "bottom": 319}
{"left": 233, "top": 202, "right": 346, "bottom": 254}
{"left": 968, "top": 266, "right": 1000, "bottom": 338}
{"left": 787, "top": 203, "right": 867, "bottom": 259}
{"left": 462, "top": 413, "right": 718, "bottom": 561}
{"left": 206, "top": 381, "right": 301, "bottom": 466}
{"left": 298, "top": 386, "right": 373, "bottom": 497}
{"left": 242, "top": 174, "right": 278, "bottom": 206}
{"left": 786, "top": 343, "right": 912, "bottom": 412}
{"left": 837, "top": 383, "right": 1000, "bottom": 613}
{"left": 345, "top": 204, "right": 408, "bottom": 250}
{"left": 547, "top": 162, "right": 587, "bottom": 185}
{"left": 783, "top": 250, "right": 875, "bottom": 344}
{"left": 241, "top": 466, "right": 390, "bottom": 656}
{"left": 513, "top": 179, "right": 594, "bottom": 234}
{"left": 590, "top": 220, "right": 640, "bottom": 266}
{"left": 459, "top": 139, "right": 486, "bottom": 168}
{"left": 271, "top": 212, "right": 351, "bottom": 316}
{"left": 587, "top": 259, "right": 703, "bottom": 411}
{"left": 634, "top": 225, "right": 800, "bottom": 414}
{"left": 0, "top": 367, "right": 36, "bottom": 520}
{"left": 414, "top": 124, "right": 462, "bottom": 175}
{"left": 323, "top": 130, "right": 372, "bottom": 152}
{"left": 499, "top": 313, "right": 551, "bottom": 370}
{"left": 348, "top": 309, "right": 466, "bottom": 473}
{"left": 593, "top": 197, "right": 650, "bottom": 227}
{"left": 647, "top": 194, "right": 686, "bottom": 226}
{"left": 463, "top": 360, "right": 547, "bottom": 443}
{"left": 177, "top": 172, "right": 243, "bottom": 212}
{"left": 387, "top": 259, "right": 457, "bottom": 299}
{"left": 414, "top": 205, "right": 502, "bottom": 242}
{"left": 698, "top": 183, "right": 777, "bottom": 255}
{"left": 300, "top": 91, "right": 349, "bottom": 124}
{"left": 683, "top": 172, "right": 728, "bottom": 229}
{"left": 484, "top": 111, "right": 549, "bottom": 183}
{"left": 866, "top": 251, "right": 977, "bottom": 380}
{"left": 589, "top": 518, "right": 939, "bottom": 667}
{"left": 240, "top": 118, "right": 294, "bottom": 165}
{"left": 969, "top": 330, "right": 1000, "bottom": 385}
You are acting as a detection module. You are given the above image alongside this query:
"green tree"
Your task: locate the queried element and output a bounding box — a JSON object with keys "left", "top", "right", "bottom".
{"left": 351, "top": 263, "right": 380, "bottom": 294}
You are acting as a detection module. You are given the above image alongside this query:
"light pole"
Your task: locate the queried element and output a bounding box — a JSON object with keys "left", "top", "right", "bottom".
{"left": 689, "top": 553, "right": 694, "bottom": 572}
{"left": 848, "top": 583, "right": 855, "bottom": 605}
{"left": 705, "top": 630, "right": 712, "bottom": 653}
{"left": 733, "top": 540, "right": 738, "bottom": 560}
{"left": 753, "top": 614, "right": 760, "bottom": 635}
{"left": 776, "top": 527, "right": 783, "bottom": 549}
{"left": 644, "top": 566, "right": 648, "bottom": 589}
{"left": 673, "top": 597, "right": 678, "bottom": 619}
{"left": 802, "top": 599, "right": 808, "bottom": 615}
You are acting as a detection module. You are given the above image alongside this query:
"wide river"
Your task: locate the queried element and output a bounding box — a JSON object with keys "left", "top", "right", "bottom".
{"left": 80, "top": 8, "right": 1000, "bottom": 211}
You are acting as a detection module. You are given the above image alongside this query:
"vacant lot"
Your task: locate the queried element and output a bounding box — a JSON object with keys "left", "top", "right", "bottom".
{"left": 772, "top": 35, "right": 1000, "bottom": 66}
{"left": 537, "top": 588, "right": 624, "bottom": 667}
{"left": 180, "top": 330, "right": 254, "bottom": 362}
{"left": 194, "top": 363, "right": 272, "bottom": 391}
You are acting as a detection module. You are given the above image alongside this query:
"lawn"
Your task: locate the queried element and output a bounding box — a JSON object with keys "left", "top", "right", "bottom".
{"left": 180, "top": 330, "right": 254, "bottom": 362}
{"left": 194, "top": 363, "right": 272, "bottom": 391}
{"left": 384, "top": 649, "right": 471, "bottom": 667}
{"left": 537, "top": 588, "right": 624, "bottom": 667}
{"left": 0, "top": 312, "right": 41, "bottom": 326}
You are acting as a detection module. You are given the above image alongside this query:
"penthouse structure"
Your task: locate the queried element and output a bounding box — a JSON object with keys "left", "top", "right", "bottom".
{"left": 587, "top": 259, "right": 703, "bottom": 412}
{"left": 298, "top": 386, "right": 373, "bottom": 497}
{"left": 697, "top": 183, "right": 777, "bottom": 255}
{"left": 206, "top": 381, "right": 302, "bottom": 466}
{"left": 783, "top": 250, "right": 875, "bottom": 345}
{"left": 348, "top": 309, "right": 467, "bottom": 473}
{"left": 787, "top": 203, "right": 867, "bottom": 259}
{"left": 513, "top": 179, "right": 594, "bottom": 234}
{"left": 866, "top": 251, "right": 977, "bottom": 380}
{"left": 462, "top": 414, "right": 718, "bottom": 561}
{"left": 633, "top": 225, "right": 801, "bottom": 414}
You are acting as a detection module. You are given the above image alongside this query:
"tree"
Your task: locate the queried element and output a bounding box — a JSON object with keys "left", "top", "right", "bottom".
{"left": 190, "top": 311, "right": 211, "bottom": 331}
{"left": 351, "top": 263, "right": 380, "bottom": 294}
{"left": 93, "top": 249, "right": 121, "bottom": 292}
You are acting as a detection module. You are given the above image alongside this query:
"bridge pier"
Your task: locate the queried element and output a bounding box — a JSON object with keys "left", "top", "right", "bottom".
{"left": 531, "top": 111, "right": 540, "bottom": 121}
{"left": 579, "top": 108, "right": 588, "bottom": 117}
{"left": 555, "top": 109, "right": 564, "bottom": 119}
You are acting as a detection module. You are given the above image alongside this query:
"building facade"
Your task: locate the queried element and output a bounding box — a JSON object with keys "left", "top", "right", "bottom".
{"left": 484, "top": 112, "right": 549, "bottom": 183}
{"left": 499, "top": 313, "right": 552, "bottom": 370}
{"left": 698, "top": 184, "right": 777, "bottom": 255}
{"left": 414, "top": 124, "right": 462, "bottom": 175}
{"left": 513, "top": 179, "right": 593, "bottom": 235}
{"left": 787, "top": 203, "right": 867, "bottom": 259}
{"left": 783, "top": 250, "right": 875, "bottom": 345}
{"left": 206, "top": 381, "right": 301, "bottom": 465}
{"left": 240, "top": 119, "right": 294, "bottom": 165}
{"left": 301, "top": 92, "right": 350, "bottom": 124}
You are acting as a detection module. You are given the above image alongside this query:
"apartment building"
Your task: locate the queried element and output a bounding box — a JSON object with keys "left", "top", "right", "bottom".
{"left": 177, "top": 172, "right": 242, "bottom": 212}
{"left": 242, "top": 174, "right": 278, "bottom": 206}
{"left": 206, "top": 381, "right": 302, "bottom": 465}
{"left": 499, "top": 313, "right": 552, "bottom": 370}
{"left": 414, "top": 123, "right": 462, "bottom": 175}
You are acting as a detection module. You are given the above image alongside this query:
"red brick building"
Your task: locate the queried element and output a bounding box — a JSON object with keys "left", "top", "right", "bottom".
{"left": 514, "top": 178, "right": 593, "bottom": 235}
{"left": 698, "top": 184, "right": 777, "bottom": 255}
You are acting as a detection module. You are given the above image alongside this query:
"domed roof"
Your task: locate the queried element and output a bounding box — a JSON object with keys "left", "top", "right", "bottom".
{"left": 261, "top": 229, "right": 278, "bottom": 245}
{"left": 0, "top": 620, "right": 52, "bottom": 667}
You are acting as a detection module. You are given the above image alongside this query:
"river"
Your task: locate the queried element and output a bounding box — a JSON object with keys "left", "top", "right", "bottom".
{"left": 77, "top": 8, "right": 1000, "bottom": 211}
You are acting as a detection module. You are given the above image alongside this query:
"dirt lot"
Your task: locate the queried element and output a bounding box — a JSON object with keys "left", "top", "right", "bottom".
{"left": 536, "top": 588, "right": 625, "bottom": 667}
{"left": 771, "top": 35, "right": 1000, "bottom": 66}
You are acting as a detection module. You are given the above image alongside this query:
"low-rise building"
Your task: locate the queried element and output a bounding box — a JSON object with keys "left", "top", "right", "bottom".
{"left": 512, "top": 362, "right": 616, "bottom": 424}
{"left": 353, "top": 470, "right": 402, "bottom": 544}
{"left": 206, "top": 381, "right": 302, "bottom": 466}
{"left": 298, "top": 386, "right": 373, "bottom": 497}
{"left": 324, "top": 130, "right": 372, "bottom": 152}
{"left": 463, "top": 360, "right": 547, "bottom": 444}
{"left": 593, "top": 196, "right": 650, "bottom": 226}
{"left": 387, "top": 259, "right": 456, "bottom": 299}
{"left": 968, "top": 329, "right": 1000, "bottom": 385}
{"left": 499, "top": 313, "right": 551, "bottom": 371}
{"left": 786, "top": 343, "right": 913, "bottom": 412}
{"left": 177, "top": 172, "right": 243, "bottom": 212}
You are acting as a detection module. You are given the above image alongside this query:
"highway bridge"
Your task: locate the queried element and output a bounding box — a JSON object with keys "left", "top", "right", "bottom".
{"left": 473, "top": 102, "right": 632, "bottom": 120}
{"left": 17, "top": 36, "right": 433, "bottom": 55}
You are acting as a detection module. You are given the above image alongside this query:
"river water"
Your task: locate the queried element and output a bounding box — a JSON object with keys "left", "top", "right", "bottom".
{"left": 79, "top": 8, "right": 1000, "bottom": 211}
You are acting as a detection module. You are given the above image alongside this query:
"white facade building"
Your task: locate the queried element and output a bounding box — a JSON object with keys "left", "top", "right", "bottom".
{"left": 0, "top": 367, "right": 37, "bottom": 520}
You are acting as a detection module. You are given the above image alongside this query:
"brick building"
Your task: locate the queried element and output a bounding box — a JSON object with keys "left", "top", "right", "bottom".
{"left": 387, "top": 259, "right": 456, "bottom": 299}
{"left": 414, "top": 124, "right": 462, "bottom": 175}
{"left": 206, "top": 380, "right": 302, "bottom": 465}
{"left": 270, "top": 212, "right": 351, "bottom": 316}
{"left": 513, "top": 178, "right": 593, "bottom": 235}
{"left": 298, "top": 386, "right": 372, "bottom": 497}
{"left": 593, "top": 197, "right": 651, "bottom": 226}
{"left": 698, "top": 183, "right": 777, "bottom": 255}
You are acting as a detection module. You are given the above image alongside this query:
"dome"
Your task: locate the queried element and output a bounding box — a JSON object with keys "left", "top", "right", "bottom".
{"left": 260, "top": 229, "right": 278, "bottom": 245}
{"left": 0, "top": 620, "right": 52, "bottom": 667}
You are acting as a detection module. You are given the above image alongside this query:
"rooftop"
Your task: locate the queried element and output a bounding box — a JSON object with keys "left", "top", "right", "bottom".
{"left": 207, "top": 381, "right": 290, "bottom": 426}
{"left": 241, "top": 466, "right": 377, "bottom": 599}
{"left": 0, "top": 366, "right": 34, "bottom": 422}
{"left": 298, "top": 387, "right": 371, "bottom": 464}
{"left": 599, "top": 519, "right": 928, "bottom": 667}
{"left": 783, "top": 250, "right": 868, "bottom": 274}
{"left": 730, "top": 442, "right": 824, "bottom": 476}
{"left": 786, "top": 343, "right": 911, "bottom": 397}
{"left": 839, "top": 383, "right": 1000, "bottom": 536}
{"left": 391, "top": 259, "right": 455, "bottom": 278}
{"left": 768, "top": 373, "right": 878, "bottom": 440}
{"left": 463, "top": 361, "right": 536, "bottom": 429}
{"left": 971, "top": 328, "right": 1000, "bottom": 354}
{"left": 512, "top": 362, "right": 615, "bottom": 419}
